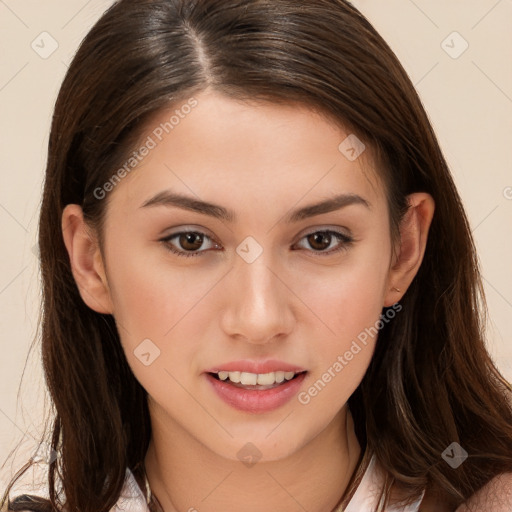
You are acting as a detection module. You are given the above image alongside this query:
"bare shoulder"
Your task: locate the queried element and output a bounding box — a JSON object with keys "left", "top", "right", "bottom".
{"left": 455, "top": 472, "right": 512, "bottom": 512}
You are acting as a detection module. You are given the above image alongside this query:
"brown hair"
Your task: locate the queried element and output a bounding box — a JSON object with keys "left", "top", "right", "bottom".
{"left": 2, "top": 0, "right": 512, "bottom": 510}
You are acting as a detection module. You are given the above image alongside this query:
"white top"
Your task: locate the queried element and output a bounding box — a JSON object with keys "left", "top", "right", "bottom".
{"left": 344, "top": 455, "right": 424, "bottom": 512}
{"left": 7, "top": 456, "right": 424, "bottom": 512}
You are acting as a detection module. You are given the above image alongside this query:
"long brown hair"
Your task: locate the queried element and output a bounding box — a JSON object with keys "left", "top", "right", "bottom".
{"left": 2, "top": 0, "right": 512, "bottom": 510}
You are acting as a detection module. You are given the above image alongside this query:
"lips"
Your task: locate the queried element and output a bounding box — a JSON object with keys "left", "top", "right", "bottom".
{"left": 203, "top": 359, "right": 308, "bottom": 413}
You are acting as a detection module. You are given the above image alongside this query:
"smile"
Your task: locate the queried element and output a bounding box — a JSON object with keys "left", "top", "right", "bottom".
{"left": 205, "top": 371, "right": 308, "bottom": 413}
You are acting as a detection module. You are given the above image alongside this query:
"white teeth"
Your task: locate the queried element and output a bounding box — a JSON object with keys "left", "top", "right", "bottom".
{"left": 240, "top": 372, "right": 258, "bottom": 385}
{"left": 216, "top": 370, "right": 300, "bottom": 385}
{"left": 228, "top": 371, "right": 241, "bottom": 383}
{"left": 257, "top": 372, "right": 276, "bottom": 385}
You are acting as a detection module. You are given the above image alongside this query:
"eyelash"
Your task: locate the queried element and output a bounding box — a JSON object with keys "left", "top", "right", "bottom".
{"left": 160, "top": 229, "right": 354, "bottom": 258}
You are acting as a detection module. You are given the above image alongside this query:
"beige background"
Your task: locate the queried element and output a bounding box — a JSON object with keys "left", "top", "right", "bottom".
{"left": 1, "top": 0, "right": 511, "bottom": 486}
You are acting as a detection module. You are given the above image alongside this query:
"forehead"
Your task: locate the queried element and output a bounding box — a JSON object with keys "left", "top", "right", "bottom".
{"left": 105, "top": 90, "right": 385, "bottom": 217}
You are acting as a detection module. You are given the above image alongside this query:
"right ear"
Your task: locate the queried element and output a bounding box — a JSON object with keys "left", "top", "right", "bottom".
{"left": 61, "top": 204, "right": 113, "bottom": 314}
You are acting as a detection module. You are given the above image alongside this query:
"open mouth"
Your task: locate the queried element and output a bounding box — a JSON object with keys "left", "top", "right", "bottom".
{"left": 205, "top": 370, "right": 308, "bottom": 413}
{"left": 207, "top": 371, "right": 307, "bottom": 391}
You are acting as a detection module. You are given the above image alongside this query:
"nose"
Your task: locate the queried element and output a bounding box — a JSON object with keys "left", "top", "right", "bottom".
{"left": 219, "top": 250, "right": 295, "bottom": 345}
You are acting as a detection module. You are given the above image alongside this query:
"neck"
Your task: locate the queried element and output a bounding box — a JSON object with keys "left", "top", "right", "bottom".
{"left": 143, "top": 403, "right": 361, "bottom": 512}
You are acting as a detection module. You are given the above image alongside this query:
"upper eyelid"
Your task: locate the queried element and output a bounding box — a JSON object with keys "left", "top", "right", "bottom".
{"left": 161, "top": 225, "right": 217, "bottom": 241}
{"left": 300, "top": 226, "right": 352, "bottom": 238}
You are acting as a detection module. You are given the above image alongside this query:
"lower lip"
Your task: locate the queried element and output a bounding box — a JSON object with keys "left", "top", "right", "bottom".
{"left": 205, "top": 372, "right": 307, "bottom": 413}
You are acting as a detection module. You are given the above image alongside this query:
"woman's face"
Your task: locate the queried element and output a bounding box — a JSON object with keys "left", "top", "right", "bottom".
{"left": 83, "top": 89, "right": 399, "bottom": 460}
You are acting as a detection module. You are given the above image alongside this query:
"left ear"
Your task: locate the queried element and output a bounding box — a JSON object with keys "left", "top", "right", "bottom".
{"left": 383, "top": 192, "right": 435, "bottom": 307}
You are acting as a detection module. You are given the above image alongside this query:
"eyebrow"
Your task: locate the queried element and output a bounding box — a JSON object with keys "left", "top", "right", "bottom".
{"left": 140, "top": 190, "right": 370, "bottom": 223}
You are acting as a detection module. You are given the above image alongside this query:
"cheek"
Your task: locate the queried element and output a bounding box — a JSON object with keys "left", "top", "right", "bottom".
{"left": 105, "top": 245, "right": 181, "bottom": 343}
{"left": 295, "top": 242, "right": 391, "bottom": 404}
{"left": 303, "top": 245, "right": 390, "bottom": 343}
{"left": 105, "top": 243, "right": 223, "bottom": 381}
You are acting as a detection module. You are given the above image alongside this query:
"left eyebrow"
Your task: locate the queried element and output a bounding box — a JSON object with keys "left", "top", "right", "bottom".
{"left": 284, "top": 193, "right": 371, "bottom": 222}
{"left": 140, "top": 190, "right": 371, "bottom": 223}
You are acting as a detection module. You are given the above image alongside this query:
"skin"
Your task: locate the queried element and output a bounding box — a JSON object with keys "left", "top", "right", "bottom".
{"left": 62, "top": 89, "right": 436, "bottom": 512}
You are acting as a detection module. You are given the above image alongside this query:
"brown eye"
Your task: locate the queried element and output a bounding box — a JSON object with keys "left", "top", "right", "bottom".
{"left": 295, "top": 229, "right": 354, "bottom": 256}
{"left": 306, "top": 232, "right": 332, "bottom": 251}
{"left": 160, "top": 230, "right": 221, "bottom": 258}
{"left": 179, "top": 232, "right": 204, "bottom": 251}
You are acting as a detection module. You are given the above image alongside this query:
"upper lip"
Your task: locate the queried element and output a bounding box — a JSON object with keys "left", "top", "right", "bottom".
{"left": 205, "top": 359, "right": 306, "bottom": 374}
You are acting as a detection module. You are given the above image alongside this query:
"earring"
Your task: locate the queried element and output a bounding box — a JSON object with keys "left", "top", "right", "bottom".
{"left": 392, "top": 286, "right": 401, "bottom": 293}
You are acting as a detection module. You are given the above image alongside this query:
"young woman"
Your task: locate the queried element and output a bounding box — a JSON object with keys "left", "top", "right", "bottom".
{"left": 2, "top": 0, "right": 512, "bottom": 511}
